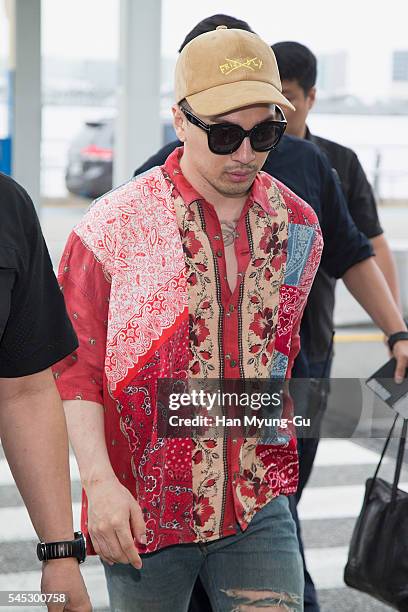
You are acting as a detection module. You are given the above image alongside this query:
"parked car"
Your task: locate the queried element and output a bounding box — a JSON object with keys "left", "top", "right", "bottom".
{"left": 65, "top": 117, "right": 176, "bottom": 199}
{"left": 65, "top": 117, "right": 114, "bottom": 199}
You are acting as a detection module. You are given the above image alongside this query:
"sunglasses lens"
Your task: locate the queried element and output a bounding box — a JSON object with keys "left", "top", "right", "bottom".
{"left": 251, "top": 122, "right": 284, "bottom": 152}
{"left": 209, "top": 125, "right": 244, "bottom": 154}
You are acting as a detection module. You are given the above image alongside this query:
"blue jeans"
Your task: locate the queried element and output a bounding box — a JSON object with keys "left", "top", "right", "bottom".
{"left": 102, "top": 495, "right": 304, "bottom": 612}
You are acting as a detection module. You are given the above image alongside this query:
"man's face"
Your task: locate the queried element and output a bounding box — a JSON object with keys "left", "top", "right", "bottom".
{"left": 173, "top": 104, "right": 274, "bottom": 199}
{"left": 281, "top": 79, "right": 316, "bottom": 138}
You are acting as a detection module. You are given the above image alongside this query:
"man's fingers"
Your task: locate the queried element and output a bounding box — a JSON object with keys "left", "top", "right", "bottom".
{"left": 90, "top": 532, "right": 114, "bottom": 565}
{"left": 129, "top": 501, "right": 147, "bottom": 545}
{"left": 115, "top": 526, "right": 143, "bottom": 569}
{"left": 395, "top": 356, "right": 407, "bottom": 384}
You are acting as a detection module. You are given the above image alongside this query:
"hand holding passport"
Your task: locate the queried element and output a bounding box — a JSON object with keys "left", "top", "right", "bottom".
{"left": 366, "top": 358, "right": 408, "bottom": 418}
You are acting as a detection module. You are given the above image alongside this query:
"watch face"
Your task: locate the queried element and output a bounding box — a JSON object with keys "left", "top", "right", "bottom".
{"left": 36, "top": 543, "right": 46, "bottom": 561}
{"left": 75, "top": 532, "right": 86, "bottom": 563}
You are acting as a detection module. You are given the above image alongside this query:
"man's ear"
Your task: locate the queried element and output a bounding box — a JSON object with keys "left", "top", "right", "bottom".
{"left": 307, "top": 87, "right": 316, "bottom": 111}
{"left": 172, "top": 104, "right": 186, "bottom": 143}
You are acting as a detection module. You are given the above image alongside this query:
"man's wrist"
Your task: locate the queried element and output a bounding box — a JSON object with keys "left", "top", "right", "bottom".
{"left": 43, "top": 557, "right": 81, "bottom": 567}
{"left": 39, "top": 530, "right": 75, "bottom": 542}
{"left": 82, "top": 468, "right": 117, "bottom": 490}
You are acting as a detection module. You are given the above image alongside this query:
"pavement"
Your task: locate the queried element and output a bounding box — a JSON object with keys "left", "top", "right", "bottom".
{"left": 1, "top": 201, "right": 407, "bottom": 611}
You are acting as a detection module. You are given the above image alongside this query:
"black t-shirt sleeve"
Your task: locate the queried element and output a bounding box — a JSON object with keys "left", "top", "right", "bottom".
{"left": 344, "top": 152, "right": 383, "bottom": 238}
{"left": 318, "top": 157, "right": 374, "bottom": 279}
{"left": 311, "top": 134, "right": 383, "bottom": 239}
{"left": 0, "top": 175, "right": 78, "bottom": 377}
{"left": 133, "top": 140, "right": 182, "bottom": 176}
{"left": 0, "top": 267, "right": 15, "bottom": 342}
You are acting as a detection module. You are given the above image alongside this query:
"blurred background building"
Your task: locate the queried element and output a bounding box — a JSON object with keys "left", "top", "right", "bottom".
{"left": 1, "top": 0, "right": 408, "bottom": 207}
{"left": 392, "top": 49, "right": 408, "bottom": 98}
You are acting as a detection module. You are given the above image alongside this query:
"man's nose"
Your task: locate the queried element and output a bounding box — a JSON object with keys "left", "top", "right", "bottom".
{"left": 231, "top": 136, "right": 256, "bottom": 164}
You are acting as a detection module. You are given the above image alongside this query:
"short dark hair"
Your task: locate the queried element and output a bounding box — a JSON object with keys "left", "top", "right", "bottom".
{"left": 178, "top": 14, "right": 255, "bottom": 53}
{"left": 271, "top": 41, "right": 317, "bottom": 94}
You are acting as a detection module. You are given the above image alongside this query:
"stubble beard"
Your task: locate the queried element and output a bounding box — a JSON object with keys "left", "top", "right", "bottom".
{"left": 209, "top": 170, "right": 258, "bottom": 199}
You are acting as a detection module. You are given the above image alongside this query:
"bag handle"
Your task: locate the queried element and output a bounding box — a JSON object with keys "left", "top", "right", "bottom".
{"left": 391, "top": 417, "right": 408, "bottom": 507}
{"left": 367, "top": 413, "right": 399, "bottom": 501}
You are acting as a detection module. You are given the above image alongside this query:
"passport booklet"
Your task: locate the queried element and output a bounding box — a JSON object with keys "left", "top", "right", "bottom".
{"left": 366, "top": 357, "right": 408, "bottom": 418}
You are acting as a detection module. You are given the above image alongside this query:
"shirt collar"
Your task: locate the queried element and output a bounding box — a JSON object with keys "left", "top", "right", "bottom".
{"left": 162, "top": 146, "right": 275, "bottom": 216}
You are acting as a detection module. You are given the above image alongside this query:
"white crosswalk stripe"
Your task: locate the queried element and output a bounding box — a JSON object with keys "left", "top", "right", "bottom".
{"left": 0, "top": 504, "right": 83, "bottom": 542}
{"left": 312, "top": 439, "right": 389, "bottom": 466}
{"left": 0, "top": 439, "right": 399, "bottom": 611}
{"left": 298, "top": 481, "right": 408, "bottom": 520}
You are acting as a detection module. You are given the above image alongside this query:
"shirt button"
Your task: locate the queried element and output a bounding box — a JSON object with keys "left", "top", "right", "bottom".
{"left": 230, "top": 360, "right": 237, "bottom": 368}
{"left": 225, "top": 353, "right": 231, "bottom": 360}
{"left": 216, "top": 249, "right": 223, "bottom": 257}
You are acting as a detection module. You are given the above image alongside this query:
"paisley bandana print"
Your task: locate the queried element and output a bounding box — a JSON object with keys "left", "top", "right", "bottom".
{"left": 75, "top": 169, "right": 189, "bottom": 394}
{"left": 55, "top": 154, "right": 323, "bottom": 554}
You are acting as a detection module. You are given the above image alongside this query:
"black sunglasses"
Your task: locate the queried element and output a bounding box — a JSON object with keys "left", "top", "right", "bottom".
{"left": 180, "top": 105, "right": 287, "bottom": 155}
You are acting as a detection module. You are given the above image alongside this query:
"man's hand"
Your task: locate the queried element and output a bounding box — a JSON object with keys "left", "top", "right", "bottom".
{"left": 392, "top": 340, "right": 408, "bottom": 384}
{"left": 41, "top": 558, "right": 92, "bottom": 611}
{"left": 85, "top": 476, "right": 146, "bottom": 569}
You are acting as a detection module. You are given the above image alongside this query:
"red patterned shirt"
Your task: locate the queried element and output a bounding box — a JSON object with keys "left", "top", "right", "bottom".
{"left": 54, "top": 148, "right": 323, "bottom": 553}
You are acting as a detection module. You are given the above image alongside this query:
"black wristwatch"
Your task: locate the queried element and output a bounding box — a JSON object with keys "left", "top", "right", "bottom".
{"left": 387, "top": 331, "right": 408, "bottom": 352}
{"left": 37, "top": 531, "right": 86, "bottom": 564}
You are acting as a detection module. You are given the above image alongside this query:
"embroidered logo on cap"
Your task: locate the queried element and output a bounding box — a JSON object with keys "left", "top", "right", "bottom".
{"left": 219, "top": 57, "right": 263, "bottom": 75}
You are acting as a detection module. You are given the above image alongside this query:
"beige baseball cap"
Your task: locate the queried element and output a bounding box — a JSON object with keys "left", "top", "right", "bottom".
{"left": 174, "top": 26, "right": 295, "bottom": 116}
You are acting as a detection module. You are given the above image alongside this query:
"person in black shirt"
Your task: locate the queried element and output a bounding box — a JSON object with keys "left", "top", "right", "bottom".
{"left": 273, "top": 40, "right": 400, "bottom": 366}
{"left": 270, "top": 41, "right": 402, "bottom": 611}
{"left": 0, "top": 172, "right": 91, "bottom": 611}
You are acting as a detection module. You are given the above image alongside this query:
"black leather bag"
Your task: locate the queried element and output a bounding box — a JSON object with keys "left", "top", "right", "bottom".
{"left": 344, "top": 415, "right": 408, "bottom": 611}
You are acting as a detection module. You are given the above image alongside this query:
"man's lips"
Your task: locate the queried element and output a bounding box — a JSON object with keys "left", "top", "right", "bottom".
{"left": 225, "top": 170, "right": 255, "bottom": 182}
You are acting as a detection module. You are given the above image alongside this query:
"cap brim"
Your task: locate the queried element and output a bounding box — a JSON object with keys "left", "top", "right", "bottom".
{"left": 186, "top": 80, "right": 295, "bottom": 116}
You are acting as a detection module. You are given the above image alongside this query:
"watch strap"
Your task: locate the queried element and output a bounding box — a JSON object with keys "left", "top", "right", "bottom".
{"left": 388, "top": 331, "right": 408, "bottom": 352}
{"left": 37, "top": 531, "right": 85, "bottom": 563}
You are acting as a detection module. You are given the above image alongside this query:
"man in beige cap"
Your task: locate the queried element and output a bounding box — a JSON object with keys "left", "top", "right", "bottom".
{"left": 54, "top": 26, "right": 323, "bottom": 611}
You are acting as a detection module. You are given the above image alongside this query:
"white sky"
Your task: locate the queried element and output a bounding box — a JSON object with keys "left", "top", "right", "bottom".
{"left": 2, "top": 0, "right": 408, "bottom": 98}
